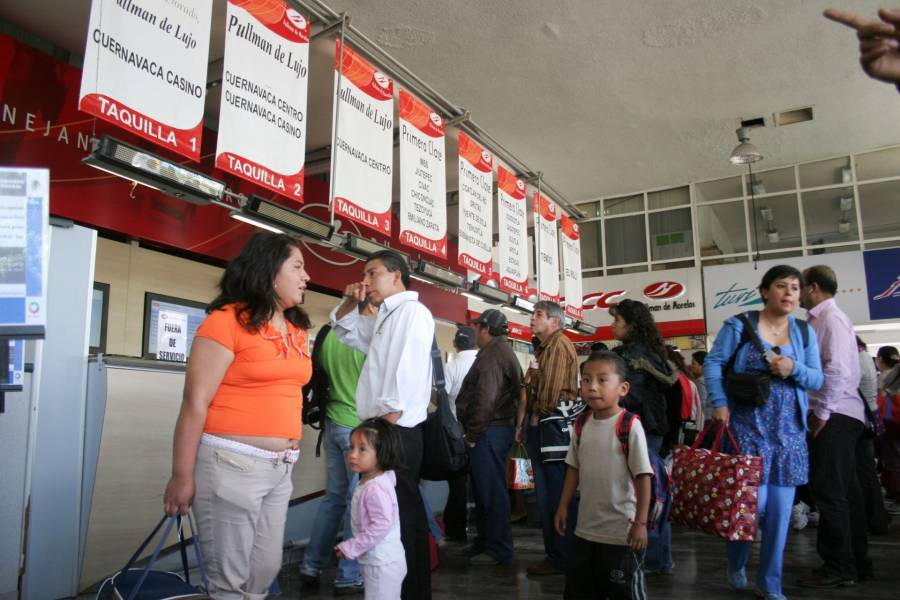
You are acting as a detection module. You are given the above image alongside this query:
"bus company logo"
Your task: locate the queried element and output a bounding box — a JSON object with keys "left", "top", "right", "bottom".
{"left": 712, "top": 282, "right": 763, "bottom": 310}
{"left": 582, "top": 290, "right": 627, "bottom": 310}
{"left": 373, "top": 72, "right": 390, "bottom": 88}
{"left": 481, "top": 150, "right": 492, "bottom": 165}
{"left": 286, "top": 9, "right": 307, "bottom": 30}
{"left": 429, "top": 112, "right": 442, "bottom": 127}
{"left": 573, "top": 223, "right": 579, "bottom": 234}
{"left": 548, "top": 203, "right": 556, "bottom": 215}
{"left": 516, "top": 179, "right": 525, "bottom": 191}
{"left": 643, "top": 281, "right": 685, "bottom": 300}
{"left": 873, "top": 276, "right": 900, "bottom": 301}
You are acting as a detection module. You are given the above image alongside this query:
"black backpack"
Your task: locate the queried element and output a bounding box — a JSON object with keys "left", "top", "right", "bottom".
{"left": 420, "top": 337, "right": 469, "bottom": 480}
{"left": 302, "top": 324, "right": 332, "bottom": 456}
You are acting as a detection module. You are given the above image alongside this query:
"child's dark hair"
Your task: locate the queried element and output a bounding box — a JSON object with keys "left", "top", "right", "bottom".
{"left": 581, "top": 350, "right": 628, "bottom": 381}
{"left": 352, "top": 418, "right": 406, "bottom": 471}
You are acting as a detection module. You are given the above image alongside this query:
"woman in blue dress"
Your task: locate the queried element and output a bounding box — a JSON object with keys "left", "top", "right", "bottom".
{"left": 704, "top": 265, "right": 824, "bottom": 600}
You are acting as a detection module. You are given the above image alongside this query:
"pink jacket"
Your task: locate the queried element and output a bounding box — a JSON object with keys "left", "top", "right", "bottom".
{"left": 336, "top": 470, "right": 404, "bottom": 564}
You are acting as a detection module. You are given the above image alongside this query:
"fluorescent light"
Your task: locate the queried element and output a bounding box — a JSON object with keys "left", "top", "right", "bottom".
{"left": 245, "top": 196, "right": 334, "bottom": 241}
{"left": 566, "top": 320, "right": 597, "bottom": 336}
{"left": 82, "top": 135, "right": 224, "bottom": 205}
{"left": 509, "top": 295, "right": 535, "bottom": 314}
{"left": 465, "top": 281, "right": 510, "bottom": 305}
{"left": 414, "top": 260, "right": 464, "bottom": 288}
{"left": 230, "top": 211, "right": 285, "bottom": 234}
{"left": 341, "top": 233, "right": 409, "bottom": 264}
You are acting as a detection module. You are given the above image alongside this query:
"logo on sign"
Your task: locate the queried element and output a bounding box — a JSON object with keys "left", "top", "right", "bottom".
{"left": 548, "top": 203, "right": 555, "bottom": 215}
{"left": 712, "top": 283, "right": 764, "bottom": 310}
{"left": 643, "top": 281, "right": 685, "bottom": 300}
{"left": 286, "top": 9, "right": 307, "bottom": 29}
{"left": 429, "top": 112, "right": 442, "bottom": 127}
{"left": 583, "top": 290, "right": 627, "bottom": 310}
{"left": 864, "top": 248, "right": 900, "bottom": 320}
{"left": 481, "top": 150, "right": 492, "bottom": 164}
{"left": 873, "top": 276, "right": 900, "bottom": 301}
{"left": 573, "top": 223, "right": 579, "bottom": 234}
{"left": 373, "top": 72, "right": 390, "bottom": 88}
{"left": 516, "top": 180, "right": 524, "bottom": 191}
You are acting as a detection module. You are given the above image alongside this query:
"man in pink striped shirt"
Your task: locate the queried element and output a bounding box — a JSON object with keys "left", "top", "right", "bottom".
{"left": 797, "top": 265, "right": 870, "bottom": 590}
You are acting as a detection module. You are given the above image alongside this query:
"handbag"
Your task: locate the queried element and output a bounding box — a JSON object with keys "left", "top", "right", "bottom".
{"left": 724, "top": 313, "right": 772, "bottom": 407}
{"left": 96, "top": 514, "right": 210, "bottom": 600}
{"left": 421, "top": 337, "right": 469, "bottom": 481}
{"left": 507, "top": 442, "right": 535, "bottom": 490}
{"left": 537, "top": 399, "right": 587, "bottom": 462}
{"left": 670, "top": 421, "right": 763, "bottom": 541}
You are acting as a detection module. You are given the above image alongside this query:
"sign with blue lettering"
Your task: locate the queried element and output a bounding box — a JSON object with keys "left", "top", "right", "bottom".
{"left": 863, "top": 247, "right": 900, "bottom": 321}
{"left": 0, "top": 167, "right": 49, "bottom": 338}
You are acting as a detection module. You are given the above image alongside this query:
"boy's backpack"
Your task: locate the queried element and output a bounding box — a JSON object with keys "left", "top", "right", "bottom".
{"left": 573, "top": 410, "right": 668, "bottom": 532}
{"left": 301, "top": 325, "right": 332, "bottom": 456}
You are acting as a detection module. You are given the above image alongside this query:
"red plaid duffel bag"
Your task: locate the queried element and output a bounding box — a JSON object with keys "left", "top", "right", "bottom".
{"left": 670, "top": 422, "right": 762, "bottom": 542}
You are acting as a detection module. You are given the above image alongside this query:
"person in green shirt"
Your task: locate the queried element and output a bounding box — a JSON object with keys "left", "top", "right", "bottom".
{"left": 300, "top": 323, "right": 367, "bottom": 596}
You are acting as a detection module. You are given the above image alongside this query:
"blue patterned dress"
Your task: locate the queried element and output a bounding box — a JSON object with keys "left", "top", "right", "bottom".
{"left": 729, "top": 341, "right": 808, "bottom": 486}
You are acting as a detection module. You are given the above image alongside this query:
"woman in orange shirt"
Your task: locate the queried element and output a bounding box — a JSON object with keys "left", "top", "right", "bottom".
{"left": 163, "top": 232, "right": 312, "bottom": 599}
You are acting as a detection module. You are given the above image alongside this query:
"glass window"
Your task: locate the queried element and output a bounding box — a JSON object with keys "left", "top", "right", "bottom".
{"left": 701, "top": 255, "right": 749, "bottom": 267}
{"left": 578, "top": 220, "right": 602, "bottom": 269}
{"left": 859, "top": 180, "right": 900, "bottom": 240}
{"left": 695, "top": 176, "right": 743, "bottom": 203}
{"left": 697, "top": 200, "right": 748, "bottom": 255}
{"left": 855, "top": 146, "right": 900, "bottom": 181}
{"left": 801, "top": 187, "right": 858, "bottom": 246}
{"left": 648, "top": 186, "right": 689, "bottom": 210}
{"left": 750, "top": 193, "right": 801, "bottom": 251}
{"left": 807, "top": 244, "right": 860, "bottom": 256}
{"left": 864, "top": 240, "right": 900, "bottom": 250}
{"left": 756, "top": 249, "right": 803, "bottom": 261}
{"left": 649, "top": 208, "right": 693, "bottom": 261}
{"left": 606, "top": 265, "right": 649, "bottom": 275}
{"left": 798, "top": 156, "right": 852, "bottom": 188}
{"left": 745, "top": 167, "right": 795, "bottom": 196}
{"left": 603, "top": 194, "right": 644, "bottom": 216}
{"left": 652, "top": 260, "right": 695, "bottom": 271}
{"left": 575, "top": 200, "right": 601, "bottom": 219}
{"left": 605, "top": 214, "right": 647, "bottom": 266}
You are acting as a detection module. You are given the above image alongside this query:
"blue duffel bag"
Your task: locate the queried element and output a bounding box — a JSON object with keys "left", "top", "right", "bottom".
{"left": 96, "top": 513, "right": 210, "bottom": 600}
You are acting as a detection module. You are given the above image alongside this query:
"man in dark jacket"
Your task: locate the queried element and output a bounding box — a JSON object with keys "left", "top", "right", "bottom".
{"left": 456, "top": 308, "right": 522, "bottom": 566}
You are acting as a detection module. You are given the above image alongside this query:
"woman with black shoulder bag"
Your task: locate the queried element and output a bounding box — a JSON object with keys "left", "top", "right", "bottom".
{"left": 704, "top": 264, "right": 824, "bottom": 600}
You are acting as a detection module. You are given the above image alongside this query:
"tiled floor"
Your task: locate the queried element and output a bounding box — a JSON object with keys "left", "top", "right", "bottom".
{"left": 277, "top": 515, "right": 900, "bottom": 599}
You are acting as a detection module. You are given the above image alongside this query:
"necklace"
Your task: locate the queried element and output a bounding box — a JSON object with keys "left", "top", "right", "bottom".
{"left": 760, "top": 314, "right": 787, "bottom": 336}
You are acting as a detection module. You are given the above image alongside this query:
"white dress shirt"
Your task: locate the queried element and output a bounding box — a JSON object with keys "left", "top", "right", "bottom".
{"left": 444, "top": 348, "right": 479, "bottom": 417}
{"left": 331, "top": 290, "right": 435, "bottom": 428}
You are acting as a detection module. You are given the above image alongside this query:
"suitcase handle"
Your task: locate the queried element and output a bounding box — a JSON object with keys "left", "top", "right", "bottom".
{"left": 121, "top": 513, "right": 209, "bottom": 600}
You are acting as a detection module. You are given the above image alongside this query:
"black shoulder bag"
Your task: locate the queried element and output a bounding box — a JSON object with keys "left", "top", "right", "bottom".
{"left": 725, "top": 312, "right": 773, "bottom": 407}
{"left": 421, "top": 337, "right": 469, "bottom": 481}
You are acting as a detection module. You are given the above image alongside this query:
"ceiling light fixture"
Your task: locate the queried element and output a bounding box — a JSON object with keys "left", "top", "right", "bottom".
{"left": 729, "top": 127, "right": 764, "bottom": 265}
{"left": 463, "top": 281, "right": 510, "bottom": 305}
{"left": 508, "top": 295, "right": 535, "bottom": 314}
{"left": 566, "top": 320, "right": 597, "bottom": 336}
{"left": 239, "top": 195, "right": 334, "bottom": 241}
{"left": 82, "top": 135, "right": 225, "bottom": 205}
{"left": 230, "top": 211, "right": 285, "bottom": 234}
{"left": 341, "top": 233, "right": 409, "bottom": 264}
{"left": 412, "top": 260, "right": 465, "bottom": 288}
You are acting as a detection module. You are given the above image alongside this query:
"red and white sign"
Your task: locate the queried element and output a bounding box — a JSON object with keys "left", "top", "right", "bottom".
{"left": 216, "top": 0, "right": 309, "bottom": 203}
{"left": 399, "top": 90, "right": 447, "bottom": 258}
{"left": 457, "top": 132, "right": 493, "bottom": 275}
{"left": 79, "top": 0, "right": 212, "bottom": 161}
{"left": 497, "top": 167, "right": 528, "bottom": 295}
{"left": 560, "top": 215, "right": 583, "bottom": 319}
{"left": 330, "top": 41, "right": 394, "bottom": 235}
{"left": 534, "top": 192, "right": 560, "bottom": 302}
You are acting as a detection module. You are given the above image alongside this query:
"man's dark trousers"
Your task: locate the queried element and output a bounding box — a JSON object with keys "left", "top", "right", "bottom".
{"left": 810, "top": 413, "right": 871, "bottom": 580}
{"left": 395, "top": 424, "right": 431, "bottom": 599}
{"left": 468, "top": 424, "right": 515, "bottom": 563}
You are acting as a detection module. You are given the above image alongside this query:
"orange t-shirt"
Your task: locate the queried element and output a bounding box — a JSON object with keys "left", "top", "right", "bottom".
{"left": 195, "top": 304, "right": 311, "bottom": 439}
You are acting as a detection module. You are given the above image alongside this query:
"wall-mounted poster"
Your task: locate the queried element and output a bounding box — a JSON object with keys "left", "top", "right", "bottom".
{"left": 560, "top": 214, "right": 583, "bottom": 319}
{"left": 330, "top": 41, "right": 394, "bottom": 235}
{"left": 497, "top": 166, "right": 528, "bottom": 296}
{"left": 398, "top": 90, "right": 447, "bottom": 259}
{"left": 79, "top": 0, "right": 213, "bottom": 161}
{"left": 216, "top": 0, "right": 310, "bottom": 203}
{"left": 863, "top": 247, "right": 900, "bottom": 320}
{"left": 457, "top": 132, "right": 493, "bottom": 276}
{"left": 534, "top": 192, "right": 560, "bottom": 302}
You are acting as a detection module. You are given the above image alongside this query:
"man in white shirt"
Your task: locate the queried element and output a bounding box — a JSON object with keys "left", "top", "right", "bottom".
{"left": 442, "top": 325, "right": 479, "bottom": 542}
{"left": 331, "top": 250, "right": 435, "bottom": 600}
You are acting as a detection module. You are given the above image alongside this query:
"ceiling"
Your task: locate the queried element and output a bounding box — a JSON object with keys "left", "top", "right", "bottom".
{"left": 2, "top": 0, "right": 900, "bottom": 214}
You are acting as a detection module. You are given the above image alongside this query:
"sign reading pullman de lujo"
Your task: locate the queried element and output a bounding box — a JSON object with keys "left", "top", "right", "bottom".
{"left": 534, "top": 192, "right": 560, "bottom": 302}
{"left": 457, "top": 132, "right": 493, "bottom": 276}
{"left": 79, "top": 0, "right": 213, "bottom": 161}
{"left": 216, "top": 0, "right": 310, "bottom": 203}
{"left": 330, "top": 41, "right": 394, "bottom": 235}
{"left": 561, "top": 214, "right": 583, "bottom": 319}
{"left": 399, "top": 91, "right": 447, "bottom": 259}
{"left": 497, "top": 166, "right": 528, "bottom": 295}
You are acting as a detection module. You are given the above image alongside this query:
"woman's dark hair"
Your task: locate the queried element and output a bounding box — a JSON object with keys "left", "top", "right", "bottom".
{"left": 878, "top": 345, "right": 900, "bottom": 369}
{"left": 608, "top": 299, "right": 667, "bottom": 362}
{"left": 758, "top": 264, "right": 802, "bottom": 304}
{"left": 352, "top": 418, "right": 406, "bottom": 472}
{"left": 368, "top": 250, "right": 410, "bottom": 289}
{"left": 207, "top": 232, "right": 311, "bottom": 331}
{"left": 666, "top": 345, "right": 689, "bottom": 375}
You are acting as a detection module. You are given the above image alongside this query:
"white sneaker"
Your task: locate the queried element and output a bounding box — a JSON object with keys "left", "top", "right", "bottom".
{"left": 791, "top": 502, "right": 809, "bottom": 531}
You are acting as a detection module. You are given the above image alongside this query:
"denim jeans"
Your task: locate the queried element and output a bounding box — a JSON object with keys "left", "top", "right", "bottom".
{"left": 527, "top": 425, "right": 577, "bottom": 570}
{"left": 469, "top": 424, "right": 515, "bottom": 563}
{"left": 301, "top": 418, "right": 362, "bottom": 587}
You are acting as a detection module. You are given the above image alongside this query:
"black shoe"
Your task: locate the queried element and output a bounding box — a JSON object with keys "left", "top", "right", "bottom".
{"left": 298, "top": 569, "right": 320, "bottom": 589}
{"left": 460, "top": 543, "right": 485, "bottom": 557}
{"left": 797, "top": 573, "right": 855, "bottom": 589}
{"left": 333, "top": 582, "right": 364, "bottom": 596}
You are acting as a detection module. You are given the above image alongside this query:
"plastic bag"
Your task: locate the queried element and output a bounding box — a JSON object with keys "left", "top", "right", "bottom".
{"left": 507, "top": 442, "right": 534, "bottom": 490}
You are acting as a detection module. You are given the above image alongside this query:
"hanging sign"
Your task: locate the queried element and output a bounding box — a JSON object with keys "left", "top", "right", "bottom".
{"left": 78, "top": 0, "right": 213, "bottom": 161}
{"left": 561, "top": 214, "right": 583, "bottom": 319}
{"left": 863, "top": 247, "right": 900, "bottom": 321}
{"left": 156, "top": 309, "right": 187, "bottom": 362}
{"left": 330, "top": 41, "right": 394, "bottom": 235}
{"left": 456, "top": 132, "right": 493, "bottom": 275}
{"left": 215, "top": 0, "right": 309, "bottom": 203}
{"left": 497, "top": 166, "right": 528, "bottom": 295}
{"left": 398, "top": 90, "right": 447, "bottom": 258}
{"left": 0, "top": 167, "right": 49, "bottom": 339}
{"left": 534, "top": 192, "right": 560, "bottom": 302}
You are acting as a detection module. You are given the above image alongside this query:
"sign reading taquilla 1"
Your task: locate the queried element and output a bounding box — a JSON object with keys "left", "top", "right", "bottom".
{"left": 79, "top": 0, "right": 213, "bottom": 161}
